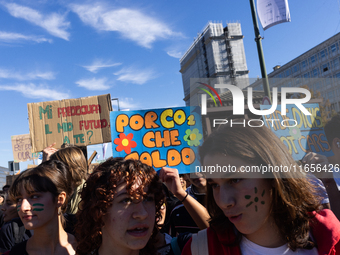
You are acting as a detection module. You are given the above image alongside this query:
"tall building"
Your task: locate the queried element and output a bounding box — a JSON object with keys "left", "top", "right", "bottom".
{"left": 180, "top": 22, "right": 249, "bottom": 106}
{"left": 0, "top": 166, "right": 9, "bottom": 188}
{"left": 250, "top": 32, "right": 340, "bottom": 114}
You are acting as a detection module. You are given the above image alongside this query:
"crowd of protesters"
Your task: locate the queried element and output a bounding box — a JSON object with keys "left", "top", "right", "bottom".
{"left": 0, "top": 115, "right": 340, "bottom": 255}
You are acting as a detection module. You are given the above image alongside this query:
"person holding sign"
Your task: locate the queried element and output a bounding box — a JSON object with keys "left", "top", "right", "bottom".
{"left": 4, "top": 160, "right": 76, "bottom": 255}
{"left": 182, "top": 124, "right": 340, "bottom": 255}
{"left": 75, "top": 158, "right": 165, "bottom": 255}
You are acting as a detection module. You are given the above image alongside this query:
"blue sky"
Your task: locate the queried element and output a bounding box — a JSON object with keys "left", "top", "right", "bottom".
{"left": 0, "top": 0, "right": 339, "bottom": 169}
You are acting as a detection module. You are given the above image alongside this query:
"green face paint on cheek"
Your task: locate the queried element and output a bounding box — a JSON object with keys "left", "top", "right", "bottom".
{"left": 16, "top": 205, "right": 21, "bottom": 212}
{"left": 245, "top": 187, "right": 266, "bottom": 212}
{"left": 32, "top": 203, "right": 45, "bottom": 211}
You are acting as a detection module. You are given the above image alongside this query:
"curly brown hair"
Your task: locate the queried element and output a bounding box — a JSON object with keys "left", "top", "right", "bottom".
{"left": 199, "top": 124, "right": 321, "bottom": 251}
{"left": 75, "top": 157, "right": 164, "bottom": 255}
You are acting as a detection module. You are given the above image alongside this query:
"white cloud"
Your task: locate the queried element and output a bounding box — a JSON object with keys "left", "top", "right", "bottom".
{"left": 76, "top": 77, "right": 110, "bottom": 90}
{"left": 70, "top": 3, "right": 181, "bottom": 48}
{"left": 114, "top": 67, "right": 155, "bottom": 85}
{"left": 0, "top": 68, "right": 55, "bottom": 80}
{"left": 0, "top": 31, "right": 52, "bottom": 43}
{"left": 166, "top": 50, "right": 183, "bottom": 59}
{"left": 4, "top": 3, "right": 70, "bottom": 40}
{"left": 115, "top": 97, "right": 139, "bottom": 110}
{"left": 82, "top": 59, "right": 121, "bottom": 73}
{"left": 0, "top": 83, "right": 69, "bottom": 100}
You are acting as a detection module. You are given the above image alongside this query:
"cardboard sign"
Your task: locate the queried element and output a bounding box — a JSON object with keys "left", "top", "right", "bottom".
{"left": 110, "top": 107, "right": 203, "bottom": 173}
{"left": 261, "top": 103, "right": 333, "bottom": 160}
{"left": 28, "top": 94, "right": 112, "bottom": 153}
{"left": 11, "top": 134, "right": 40, "bottom": 162}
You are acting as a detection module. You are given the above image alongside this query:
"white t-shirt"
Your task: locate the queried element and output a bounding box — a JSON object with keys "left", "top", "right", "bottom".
{"left": 240, "top": 236, "right": 318, "bottom": 255}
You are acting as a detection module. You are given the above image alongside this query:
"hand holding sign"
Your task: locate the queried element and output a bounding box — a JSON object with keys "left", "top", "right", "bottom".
{"left": 159, "top": 167, "right": 187, "bottom": 200}
{"left": 42, "top": 142, "right": 58, "bottom": 162}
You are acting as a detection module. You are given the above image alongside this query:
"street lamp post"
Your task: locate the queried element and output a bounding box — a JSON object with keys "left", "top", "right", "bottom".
{"left": 111, "top": 98, "right": 120, "bottom": 111}
{"left": 249, "top": 0, "right": 271, "bottom": 103}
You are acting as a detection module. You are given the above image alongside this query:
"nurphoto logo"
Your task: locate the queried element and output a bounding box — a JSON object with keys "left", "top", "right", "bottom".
{"left": 200, "top": 83, "right": 311, "bottom": 116}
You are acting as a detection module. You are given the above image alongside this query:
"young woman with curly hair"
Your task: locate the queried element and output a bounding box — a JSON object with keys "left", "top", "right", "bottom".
{"left": 75, "top": 157, "right": 165, "bottom": 255}
{"left": 4, "top": 160, "right": 76, "bottom": 255}
{"left": 182, "top": 124, "right": 340, "bottom": 255}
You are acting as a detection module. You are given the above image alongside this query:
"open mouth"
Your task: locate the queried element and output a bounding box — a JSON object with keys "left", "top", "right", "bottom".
{"left": 228, "top": 214, "right": 242, "bottom": 223}
{"left": 127, "top": 227, "right": 149, "bottom": 237}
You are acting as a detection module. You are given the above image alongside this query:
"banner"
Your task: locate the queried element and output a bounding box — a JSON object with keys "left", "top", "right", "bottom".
{"left": 110, "top": 107, "right": 203, "bottom": 173}
{"left": 27, "top": 94, "right": 112, "bottom": 153}
{"left": 257, "top": 0, "right": 291, "bottom": 30}
{"left": 261, "top": 103, "right": 333, "bottom": 160}
{"left": 11, "top": 134, "right": 40, "bottom": 162}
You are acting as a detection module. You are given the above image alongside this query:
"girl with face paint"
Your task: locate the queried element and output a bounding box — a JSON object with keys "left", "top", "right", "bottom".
{"left": 182, "top": 124, "right": 340, "bottom": 255}
{"left": 75, "top": 157, "right": 165, "bottom": 255}
{"left": 4, "top": 160, "right": 76, "bottom": 255}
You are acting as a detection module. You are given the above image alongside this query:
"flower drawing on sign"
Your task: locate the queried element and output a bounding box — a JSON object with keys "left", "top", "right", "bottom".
{"left": 114, "top": 133, "right": 137, "bottom": 154}
{"left": 183, "top": 128, "right": 202, "bottom": 147}
{"left": 288, "top": 126, "right": 301, "bottom": 140}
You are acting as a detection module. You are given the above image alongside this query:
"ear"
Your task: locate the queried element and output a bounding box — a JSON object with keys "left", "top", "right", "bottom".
{"left": 332, "top": 137, "right": 340, "bottom": 150}
{"left": 57, "top": 191, "right": 67, "bottom": 208}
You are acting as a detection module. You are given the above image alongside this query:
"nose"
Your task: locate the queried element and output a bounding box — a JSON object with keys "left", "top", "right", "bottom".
{"left": 216, "top": 185, "right": 235, "bottom": 210}
{"left": 132, "top": 200, "right": 149, "bottom": 220}
{"left": 20, "top": 199, "right": 32, "bottom": 211}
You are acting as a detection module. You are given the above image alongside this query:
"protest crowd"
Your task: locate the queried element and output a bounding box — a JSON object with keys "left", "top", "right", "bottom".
{"left": 0, "top": 115, "right": 340, "bottom": 255}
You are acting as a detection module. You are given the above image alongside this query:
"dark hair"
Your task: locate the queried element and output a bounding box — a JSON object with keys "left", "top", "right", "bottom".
{"left": 324, "top": 114, "right": 340, "bottom": 146}
{"left": 76, "top": 157, "right": 165, "bottom": 255}
{"left": 2, "top": 185, "right": 10, "bottom": 191}
{"left": 9, "top": 160, "right": 73, "bottom": 226}
{"left": 199, "top": 124, "right": 321, "bottom": 251}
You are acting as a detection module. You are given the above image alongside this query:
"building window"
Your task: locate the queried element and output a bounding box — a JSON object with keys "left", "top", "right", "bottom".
{"left": 331, "top": 44, "right": 337, "bottom": 53}
{"left": 304, "top": 72, "right": 310, "bottom": 79}
{"left": 313, "top": 68, "right": 318, "bottom": 77}
{"left": 328, "top": 91, "right": 334, "bottom": 99}
{"left": 314, "top": 81, "right": 321, "bottom": 91}
{"left": 295, "top": 77, "right": 301, "bottom": 85}
{"left": 285, "top": 68, "right": 291, "bottom": 77}
{"left": 293, "top": 64, "right": 299, "bottom": 73}
{"left": 310, "top": 55, "right": 316, "bottom": 63}
{"left": 322, "top": 63, "right": 329, "bottom": 72}
{"left": 325, "top": 77, "right": 332, "bottom": 90}
{"left": 333, "top": 58, "right": 339, "bottom": 69}
{"left": 301, "top": 60, "right": 307, "bottom": 69}
{"left": 320, "top": 50, "right": 326, "bottom": 59}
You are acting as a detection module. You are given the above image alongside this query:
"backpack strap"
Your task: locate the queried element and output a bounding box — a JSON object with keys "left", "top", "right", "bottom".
{"left": 170, "top": 237, "right": 181, "bottom": 255}
{"left": 191, "top": 229, "right": 208, "bottom": 255}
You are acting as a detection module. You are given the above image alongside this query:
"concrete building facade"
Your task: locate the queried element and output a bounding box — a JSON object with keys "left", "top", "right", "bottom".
{"left": 0, "top": 167, "right": 9, "bottom": 188}
{"left": 250, "top": 32, "right": 340, "bottom": 114}
{"left": 180, "top": 22, "right": 249, "bottom": 106}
